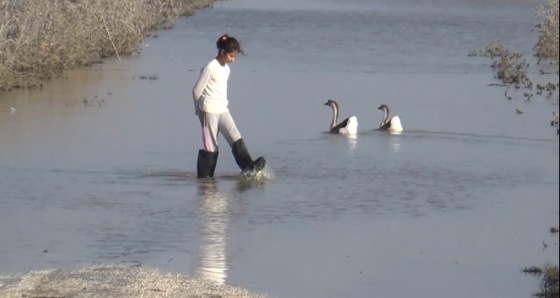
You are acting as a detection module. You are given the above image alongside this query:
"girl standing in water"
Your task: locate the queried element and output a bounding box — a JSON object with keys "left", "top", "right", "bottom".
{"left": 192, "top": 34, "right": 265, "bottom": 178}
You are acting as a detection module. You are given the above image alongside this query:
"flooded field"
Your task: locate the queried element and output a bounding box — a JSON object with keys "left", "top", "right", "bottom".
{"left": 0, "top": 0, "right": 558, "bottom": 297}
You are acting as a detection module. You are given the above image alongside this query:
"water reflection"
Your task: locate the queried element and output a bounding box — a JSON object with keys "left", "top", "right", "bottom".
{"left": 235, "top": 178, "right": 268, "bottom": 193}
{"left": 345, "top": 134, "right": 358, "bottom": 152}
{"left": 191, "top": 178, "right": 268, "bottom": 285}
{"left": 389, "top": 134, "right": 401, "bottom": 153}
{"left": 192, "top": 179, "right": 229, "bottom": 285}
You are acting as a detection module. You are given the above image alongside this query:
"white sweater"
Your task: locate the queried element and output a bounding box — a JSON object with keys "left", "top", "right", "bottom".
{"left": 192, "top": 59, "right": 230, "bottom": 115}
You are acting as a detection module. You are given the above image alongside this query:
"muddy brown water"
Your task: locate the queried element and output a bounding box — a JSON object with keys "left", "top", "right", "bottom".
{"left": 1, "top": 0, "right": 558, "bottom": 297}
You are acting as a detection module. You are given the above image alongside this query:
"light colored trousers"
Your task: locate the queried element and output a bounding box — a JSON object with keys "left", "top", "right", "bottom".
{"left": 199, "top": 111, "right": 242, "bottom": 152}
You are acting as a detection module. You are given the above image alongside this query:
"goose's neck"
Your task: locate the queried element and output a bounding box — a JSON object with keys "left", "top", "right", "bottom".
{"left": 382, "top": 107, "right": 390, "bottom": 124}
{"left": 330, "top": 103, "right": 339, "bottom": 128}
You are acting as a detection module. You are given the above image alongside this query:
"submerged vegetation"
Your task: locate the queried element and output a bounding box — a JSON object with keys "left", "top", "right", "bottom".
{"left": 523, "top": 263, "right": 559, "bottom": 298}
{"left": 520, "top": 221, "right": 560, "bottom": 297}
{"left": 470, "top": 1, "right": 560, "bottom": 294}
{"left": 0, "top": 0, "right": 216, "bottom": 91}
{"left": 468, "top": 0, "right": 559, "bottom": 133}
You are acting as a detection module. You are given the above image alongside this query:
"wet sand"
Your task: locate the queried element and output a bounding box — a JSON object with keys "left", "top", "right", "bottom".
{"left": 0, "top": 264, "right": 268, "bottom": 298}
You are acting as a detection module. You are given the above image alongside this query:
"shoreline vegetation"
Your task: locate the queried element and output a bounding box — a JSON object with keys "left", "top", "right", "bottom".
{"left": 468, "top": 0, "right": 559, "bottom": 133}
{"left": 0, "top": 0, "right": 219, "bottom": 91}
{"left": 469, "top": 1, "right": 558, "bottom": 290}
{"left": 523, "top": 262, "right": 559, "bottom": 298}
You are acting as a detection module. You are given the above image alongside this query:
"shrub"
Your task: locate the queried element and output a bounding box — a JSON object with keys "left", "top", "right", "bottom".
{"left": 534, "top": 0, "right": 559, "bottom": 64}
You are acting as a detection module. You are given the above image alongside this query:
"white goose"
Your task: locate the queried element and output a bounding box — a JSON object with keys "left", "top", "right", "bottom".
{"left": 324, "top": 99, "right": 358, "bottom": 135}
{"left": 377, "top": 104, "right": 403, "bottom": 133}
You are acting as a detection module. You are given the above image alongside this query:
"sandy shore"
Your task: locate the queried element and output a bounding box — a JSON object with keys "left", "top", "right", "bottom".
{"left": 0, "top": 264, "right": 268, "bottom": 298}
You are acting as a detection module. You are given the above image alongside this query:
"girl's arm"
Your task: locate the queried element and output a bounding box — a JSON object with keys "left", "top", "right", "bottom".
{"left": 192, "top": 66, "right": 212, "bottom": 115}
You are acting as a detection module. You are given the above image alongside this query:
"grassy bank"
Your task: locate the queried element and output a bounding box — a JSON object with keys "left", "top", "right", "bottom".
{"left": 0, "top": 0, "right": 216, "bottom": 91}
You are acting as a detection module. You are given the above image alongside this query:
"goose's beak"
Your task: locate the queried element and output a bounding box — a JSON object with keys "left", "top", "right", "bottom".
{"left": 324, "top": 102, "right": 329, "bottom": 106}
{"left": 377, "top": 106, "right": 383, "bottom": 110}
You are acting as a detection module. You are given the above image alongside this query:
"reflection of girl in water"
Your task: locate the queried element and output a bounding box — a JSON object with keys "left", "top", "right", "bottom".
{"left": 193, "top": 180, "right": 228, "bottom": 285}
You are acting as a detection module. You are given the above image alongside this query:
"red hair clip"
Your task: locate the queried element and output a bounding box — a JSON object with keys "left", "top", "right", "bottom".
{"left": 221, "top": 35, "right": 228, "bottom": 41}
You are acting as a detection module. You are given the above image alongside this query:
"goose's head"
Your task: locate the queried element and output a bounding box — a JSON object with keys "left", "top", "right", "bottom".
{"left": 324, "top": 99, "right": 338, "bottom": 108}
{"left": 377, "top": 104, "right": 389, "bottom": 111}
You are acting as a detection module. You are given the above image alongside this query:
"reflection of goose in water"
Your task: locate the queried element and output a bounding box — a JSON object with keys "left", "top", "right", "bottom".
{"left": 345, "top": 134, "right": 358, "bottom": 151}
{"left": 324, "top": 99, "right": 358, "bottom": 135}
{"left": 389, "top": 135, "right": 401, "bottom": 153}
{"left": 192, "top": 180, "right": 228, "bottom": 285}
{"left": 377, "top": 104, "right": 403, "bottom": 133}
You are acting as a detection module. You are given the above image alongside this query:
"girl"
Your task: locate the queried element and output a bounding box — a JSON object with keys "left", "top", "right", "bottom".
{"left": 192, "top": 34, "right": 265, "bottom": 178}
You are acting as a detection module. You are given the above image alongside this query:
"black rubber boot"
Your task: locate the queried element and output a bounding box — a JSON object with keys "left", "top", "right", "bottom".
{"left": 231, "top": 138, "right": 266, "bottom": 173}
{"left": 197, "top": 150, "right": 219, "bottom": 178}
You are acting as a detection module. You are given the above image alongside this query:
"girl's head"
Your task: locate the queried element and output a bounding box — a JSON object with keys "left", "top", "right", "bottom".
{"left": 216, "top": 34, "right": 243, "bottom": 64}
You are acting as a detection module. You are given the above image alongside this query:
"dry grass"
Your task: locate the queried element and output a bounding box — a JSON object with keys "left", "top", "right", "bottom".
{"left": 468, "top": 0, "right": 559, "bottom": 111}
{"left": 0, "top": 0, "right": 216, "bottom": 91}
{"left": 524, "top": 263, "right": 559, "bottom": 298}
{"left": 534, "top": 0, "right": 559, "bottom": 64}
{"left": 468, "top": 40, "right": 558, "bottom": 102}
{"left": 469, "top": 40, "right": 532, "bottom": 88}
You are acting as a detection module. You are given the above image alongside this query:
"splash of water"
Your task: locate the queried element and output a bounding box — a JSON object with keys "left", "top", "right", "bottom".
{"left": 241, "top": 164, "right": 275, "bottom": 180}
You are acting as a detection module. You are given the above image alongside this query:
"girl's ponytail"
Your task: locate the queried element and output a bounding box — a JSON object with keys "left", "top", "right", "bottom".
{"left": 216, "top": 34, "right": 243, "bottom": 54}
{"left": 216, "top": 34, "right": 229, "bottom": 49}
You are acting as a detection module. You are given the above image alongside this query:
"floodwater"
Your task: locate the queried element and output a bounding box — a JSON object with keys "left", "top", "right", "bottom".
{"left": 0, "top": 0, "right": 559, "bottom": 297}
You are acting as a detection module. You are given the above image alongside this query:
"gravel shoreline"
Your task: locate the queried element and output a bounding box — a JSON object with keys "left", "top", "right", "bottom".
{"left": 0, "top": 264, "right": 269, "bottom": 298}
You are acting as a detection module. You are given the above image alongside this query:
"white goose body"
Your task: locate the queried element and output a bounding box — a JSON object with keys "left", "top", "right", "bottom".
{"left": 378, "top": 104, "right": 403, "bottom": 133}
{"left": 324, "top": 99, "right": 358, "bottom": 135}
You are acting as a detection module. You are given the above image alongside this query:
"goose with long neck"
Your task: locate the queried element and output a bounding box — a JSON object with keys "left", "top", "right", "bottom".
{"left": 324, "top": 99, "right": 358, "bottom": 135}
{"left": 378, "top": 104, "right": 403, "bottom": 133}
